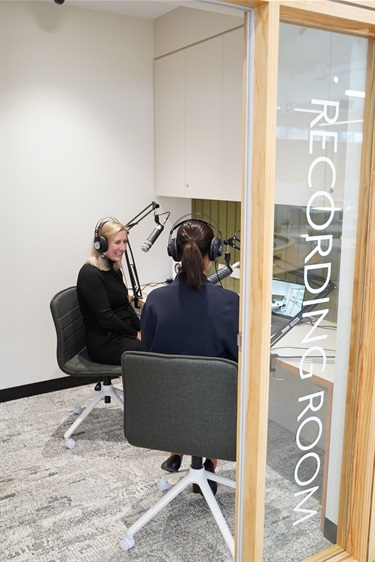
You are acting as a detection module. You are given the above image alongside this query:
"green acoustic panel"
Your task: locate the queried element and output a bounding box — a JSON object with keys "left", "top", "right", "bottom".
{"left": 193, "top": 199, "right": 241, "bottom": 293}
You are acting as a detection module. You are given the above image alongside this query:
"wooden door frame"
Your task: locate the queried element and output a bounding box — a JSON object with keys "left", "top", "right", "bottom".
{"left": 225, "top": 1, "right": 375, "bottom": 561}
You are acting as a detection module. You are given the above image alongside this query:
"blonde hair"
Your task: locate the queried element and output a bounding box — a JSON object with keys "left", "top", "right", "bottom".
{"left": 87, "top": 218, "right": 128, "bottom": 271}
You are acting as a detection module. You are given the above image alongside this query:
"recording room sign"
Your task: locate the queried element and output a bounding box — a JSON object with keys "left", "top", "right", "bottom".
{"left": 293, "top": 99, "right": 338, "bottom": 525}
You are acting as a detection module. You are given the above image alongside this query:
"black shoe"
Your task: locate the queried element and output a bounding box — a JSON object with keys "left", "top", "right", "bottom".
{"left": 203, "top": 459, "right": 218, "bottom": 496}
{"left": 161, "top": 454, "right": 182, "bottom": 473}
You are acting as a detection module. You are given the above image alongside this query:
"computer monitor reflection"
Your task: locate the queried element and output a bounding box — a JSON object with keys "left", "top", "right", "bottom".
{"left": 272, "top": 279, "right": 305, "bottom": 317}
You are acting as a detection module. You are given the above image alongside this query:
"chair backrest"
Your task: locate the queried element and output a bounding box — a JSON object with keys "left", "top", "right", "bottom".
{"left": 121, "top": 351, "right": 238, "bottom": 462}
{"left": 50, "top": 286, "right": 87, "bottom": 372}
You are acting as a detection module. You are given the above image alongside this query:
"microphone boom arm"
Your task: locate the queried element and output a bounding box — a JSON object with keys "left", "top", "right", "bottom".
{"left": 123, "top": 201, "right": 161, "bottom": 308}
{"left": 124, "top": 241, "right": 143, "bottom": 308}
{"left": 125, "top": 201, "right": 160, "bottom": 231}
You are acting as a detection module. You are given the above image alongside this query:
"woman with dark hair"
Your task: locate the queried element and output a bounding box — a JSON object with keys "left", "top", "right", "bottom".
{"left": 140, "top": 219, "right": 239, "bottom": 493}
{"left": 77, "top": 218, "right": 142, "bottom": 365}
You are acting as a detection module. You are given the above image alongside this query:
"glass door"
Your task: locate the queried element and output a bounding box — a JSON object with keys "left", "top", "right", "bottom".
{"left": 265, "top": 22, "right": 369, "bottom": 561}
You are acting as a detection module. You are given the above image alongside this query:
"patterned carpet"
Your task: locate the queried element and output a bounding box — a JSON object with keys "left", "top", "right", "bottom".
{"left": 0, "top": 381, "right": 332, "bottom": 562}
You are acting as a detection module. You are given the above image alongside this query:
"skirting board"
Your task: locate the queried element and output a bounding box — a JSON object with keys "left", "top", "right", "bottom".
{"left": 0, "top": 376, "right": 99, "bottom": 403}
{"left": 324, "top": 517, "right": 338, "bottom": 544}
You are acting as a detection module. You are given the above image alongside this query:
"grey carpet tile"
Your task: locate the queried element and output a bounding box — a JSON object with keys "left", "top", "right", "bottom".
{"left": 0, "top": 382, "right": 332, "bottom": 561}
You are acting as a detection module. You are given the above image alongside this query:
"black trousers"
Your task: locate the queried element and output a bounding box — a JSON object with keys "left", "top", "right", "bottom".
{"left": 87, "top": 333, "right": 142, "bottom": 365}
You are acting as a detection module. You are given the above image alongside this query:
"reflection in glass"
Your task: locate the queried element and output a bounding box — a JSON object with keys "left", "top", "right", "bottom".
{"left": 265, "top": 23, "right": 367, "bottom": 561}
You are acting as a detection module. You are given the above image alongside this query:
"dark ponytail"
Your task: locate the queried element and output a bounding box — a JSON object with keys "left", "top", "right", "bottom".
{"left": 177, "top": 220, "right": 214, "bottom": 290}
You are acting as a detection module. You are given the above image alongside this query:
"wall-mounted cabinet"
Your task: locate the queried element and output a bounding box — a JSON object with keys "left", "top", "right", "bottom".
{"left": 155, "top": 27, "right": 243, "bottom": 201}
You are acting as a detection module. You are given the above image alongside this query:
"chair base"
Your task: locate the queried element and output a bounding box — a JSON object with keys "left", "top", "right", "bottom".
{"left": 119, "top": 465, "right": 235, "bottom": 557}
{"left": 64, "top": 382, "right": 123, "bottom": 449}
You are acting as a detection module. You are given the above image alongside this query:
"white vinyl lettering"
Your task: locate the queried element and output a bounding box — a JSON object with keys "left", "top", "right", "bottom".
{"left": 294, "top": 452, "right": 321, "bottom": 486}
{"left": 302, "top": 309, "right": 330, "bottom": 343}
{"left": 297, "top": 391, "right": 325, "bottom": 422}
{"left": 304, "top": 264, "right": 332, "bottom": 293}
{"left": 299, "top": 346, "right": 327, "bottom": 379}
{"left": 304, "top": 235, "right": 333, "bottom": 263}
{"left": 296, "top": 416, "right": 323, "bottom": 450}
{"left": 309, "top": 130, "right": 338, "bottom": 153}
{"left": 293, "top": 487, "right": 319, "bottom": 526}
{"left": 308, "top": 157, "right": 336, "bottom": 188}
{"left": 293, "top": 97, "right": 338, "bottom": 525}
{"left": 306, "top": 191, "right": 335, "bottom": 230}
{"left": 310, "top": 99, "right": 340, "bottom": 128}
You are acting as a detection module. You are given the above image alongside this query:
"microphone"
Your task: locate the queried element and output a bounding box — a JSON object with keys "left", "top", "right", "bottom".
{"left": 141, "top": 222, "right": 165, "bottom": 252}
{"left": 207, "top": 265, "right": 233, "bottom": 284}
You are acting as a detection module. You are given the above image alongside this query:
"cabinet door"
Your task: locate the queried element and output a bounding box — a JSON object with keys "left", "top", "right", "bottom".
{"left": 185, "top": 36, "right": 222, "bottom": 200}
{"left": 154, "top": 51, "right": 185, "bottom": 197}
{"left": 222, "top": 28, "right": 243, "bottom": 202}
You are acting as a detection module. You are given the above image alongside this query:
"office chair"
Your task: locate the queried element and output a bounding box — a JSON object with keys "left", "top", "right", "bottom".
{"left": 119, "top": 351, "right": 237, "bottom": 558}
{"left": 50, "top": 286, "right": 123, "bottom": 449}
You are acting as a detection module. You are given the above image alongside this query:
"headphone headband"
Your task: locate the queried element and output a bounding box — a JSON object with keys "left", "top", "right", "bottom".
{"left": 94, "top": 217, "right": 121, "bottom": 252}
{"left": 167, "top": 213, "right": 223, "bottom": 262}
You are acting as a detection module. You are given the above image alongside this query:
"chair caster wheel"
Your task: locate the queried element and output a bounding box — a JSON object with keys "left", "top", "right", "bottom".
{"left": 72, "top": 405, "right": 82, "bottom": 415}
{"left": 65, "top": 438, "right": 75, "bottom": 449}
{"left": 157, "top": 479, "right": 171, "bottom": 492}
{"left": 119, "top": 535, "right": 135, "bottom": 551}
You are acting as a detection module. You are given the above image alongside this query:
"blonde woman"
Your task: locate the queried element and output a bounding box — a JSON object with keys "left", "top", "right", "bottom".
{"left": 77, "top": 217, "right": 141, "bottom": 365}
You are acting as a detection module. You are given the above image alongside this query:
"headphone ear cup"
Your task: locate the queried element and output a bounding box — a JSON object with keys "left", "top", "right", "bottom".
{"left": 209, "top": 237, "right": 223, "bottom": 261}
{"left": 168, "top": 238, "right": 180, "bottom": 262}
{"left": 94, "top": 235, "right": 108, "bottom": 253}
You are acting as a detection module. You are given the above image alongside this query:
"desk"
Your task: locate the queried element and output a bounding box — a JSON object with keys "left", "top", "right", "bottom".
{"left": 129, "top": 283, "right": 168, "bottom": 311}
{"left": 271, "top": 322, "right": 336, "bottom": 386}
{"left": 269, "top": 322, "right": 336, "bottom": 528}
{"left": 133, "top": 282, "right": 168, "bottom": 307}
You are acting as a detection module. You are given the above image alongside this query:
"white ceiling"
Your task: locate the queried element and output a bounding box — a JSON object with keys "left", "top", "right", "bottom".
{"left": 57, "top": 0, "right": 241, "bottom": 20}
{"left": 65, "top": 0, "right": 180, "bottom": 19}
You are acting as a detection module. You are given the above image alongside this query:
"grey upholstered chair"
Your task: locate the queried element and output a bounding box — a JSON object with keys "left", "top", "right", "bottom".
{"left": 119, "top": 351, "right": 237, "bottom": 557}
{"left": 50, "top": 286, "right": 123, "bottom": 449}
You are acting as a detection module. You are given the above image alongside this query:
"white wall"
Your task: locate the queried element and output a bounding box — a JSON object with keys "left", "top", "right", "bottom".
{"left": 0, "top": 1, "right": 189, "bottom": 390}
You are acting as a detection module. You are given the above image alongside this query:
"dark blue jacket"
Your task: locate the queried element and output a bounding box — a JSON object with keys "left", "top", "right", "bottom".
{"left": 141, "top": 275, "right": 239, "bottom": 362}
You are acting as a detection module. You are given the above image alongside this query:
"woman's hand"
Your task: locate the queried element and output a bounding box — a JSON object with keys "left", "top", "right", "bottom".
{"left": 136, "top": 331, "right": 141, "bottom": 340}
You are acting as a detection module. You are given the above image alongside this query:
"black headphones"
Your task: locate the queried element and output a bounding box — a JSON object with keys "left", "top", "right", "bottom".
{"left": 94, "top": 217, "right": 120, "bottom": 253}
{"left": 167, "top": 213, "right": 223, "bottom": 262}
